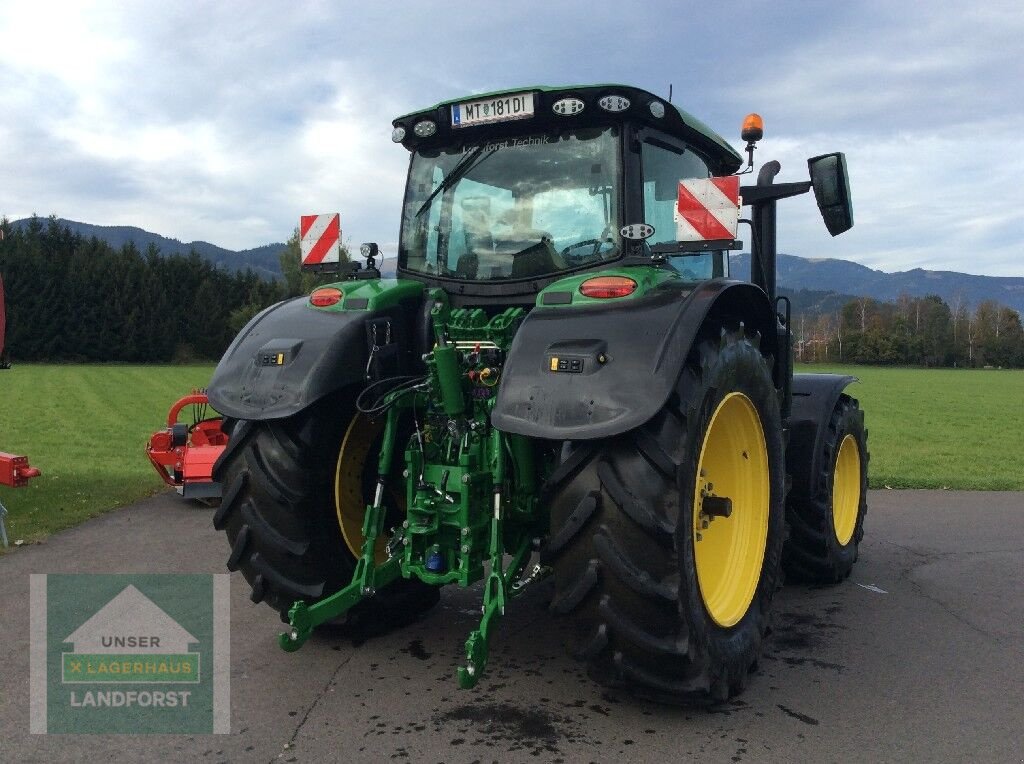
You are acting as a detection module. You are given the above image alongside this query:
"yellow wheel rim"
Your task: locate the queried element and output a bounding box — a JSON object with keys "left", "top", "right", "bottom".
{"left": 335, "top": 413, "right": 388, "bottom": 563}
{"left": 832, "top": 434, "right": 861, "bottom": 546}
{"left": 693, "top": 392, "right": 770, "bottom": 628}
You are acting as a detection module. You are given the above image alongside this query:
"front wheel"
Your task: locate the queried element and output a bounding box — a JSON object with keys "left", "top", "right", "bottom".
{"left": 783, "top": 395, "right": 868, "bottom": 583}
{"left": 544, "top": 324, "right": 785, "bottom": 703}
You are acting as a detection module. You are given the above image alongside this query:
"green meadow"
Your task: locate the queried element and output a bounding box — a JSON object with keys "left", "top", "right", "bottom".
{"left": 801, "top": 364, "right": 1024, "bottom": 491}
{"left": 1, "top": 363, "right": 1021, "bottom": 546}
{"left": 0, "top": 365, "right": 217, "bottom": 545}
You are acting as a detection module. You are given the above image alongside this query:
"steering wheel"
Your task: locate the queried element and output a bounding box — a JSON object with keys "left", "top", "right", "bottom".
{"left": 560, "top": 239, "right": 604, "bottom": 261}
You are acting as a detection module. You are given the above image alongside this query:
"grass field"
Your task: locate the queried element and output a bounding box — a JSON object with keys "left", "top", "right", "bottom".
{"left": 0, "top": 365, "right": 217, "bottom": 546}
{"left": 799, "top": 364, "right": 1024, "bottom": 491}
{"left": 1, "top": 363, "right": 1022, "bottom": 547}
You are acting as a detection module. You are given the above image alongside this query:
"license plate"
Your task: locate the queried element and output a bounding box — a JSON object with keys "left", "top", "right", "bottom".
{"left": 451, "top": 92, "right": 534, "bottom": 128}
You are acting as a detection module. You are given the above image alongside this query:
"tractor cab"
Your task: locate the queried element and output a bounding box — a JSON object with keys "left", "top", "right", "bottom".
{"left": 391, "top": 85, "right": 745, "bottom": 303}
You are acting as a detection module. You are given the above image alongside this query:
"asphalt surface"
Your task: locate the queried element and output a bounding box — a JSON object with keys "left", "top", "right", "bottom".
{"left": 1, "top": 489, "right": 1021, "bottom": 763}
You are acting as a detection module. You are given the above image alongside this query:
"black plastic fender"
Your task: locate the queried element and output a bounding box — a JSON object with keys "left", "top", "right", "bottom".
{"left": 207, "top": 296, "right": 417, "bottom": 420}
{"left": 491, "top": 280, "right": 779, "bottom": 440}
{"left": 786, "top": 373, "right": 858, "bottom": 501}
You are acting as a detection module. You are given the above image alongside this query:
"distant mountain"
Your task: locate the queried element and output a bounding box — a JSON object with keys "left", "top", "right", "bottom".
{"left": 732, "top": 253, "right": 1024, "bottom": 315}
{"left": 778, "top": 286, "right": 862, "bottom": 318}
{"left": 10, "top": 218, "right": 286, "bottom": 279}
{"left": 9, "top": 218, "right": 1022, "bottom": 313}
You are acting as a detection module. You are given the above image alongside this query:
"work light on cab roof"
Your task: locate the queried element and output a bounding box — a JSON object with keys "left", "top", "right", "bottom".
{"left": 413, "top": 120, "right": 437, "bottom": 137}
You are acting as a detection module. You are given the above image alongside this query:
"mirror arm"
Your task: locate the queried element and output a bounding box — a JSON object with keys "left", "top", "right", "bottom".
{"left": 739, "top": 180, "right": 812, "bottom": 204}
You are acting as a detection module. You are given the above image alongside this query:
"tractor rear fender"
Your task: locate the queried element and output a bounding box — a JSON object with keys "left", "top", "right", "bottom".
{"left": 786, "top": 373, "right": 858, "bottom": 501}
{"left": 491, "top": 279, "right": 779, "bottom": 440}
{"left": 207, "top": 290, "right": 424, "bottom": 420}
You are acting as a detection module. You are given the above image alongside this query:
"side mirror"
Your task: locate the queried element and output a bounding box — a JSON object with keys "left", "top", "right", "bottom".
{"left": 807, "top": 152, "right": 853, "bottom": 236}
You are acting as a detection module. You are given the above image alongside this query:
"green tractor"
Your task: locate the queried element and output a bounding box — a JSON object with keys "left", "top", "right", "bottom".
{"left": 207, "top": 84, "right": 867, "bottom": 703}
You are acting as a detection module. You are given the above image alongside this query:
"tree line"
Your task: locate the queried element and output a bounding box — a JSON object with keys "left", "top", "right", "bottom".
{"left": 2, "top": 216, "right": 1020, "bottom": 368}
{"left": 0, "top": 216, "right": 300, "bottom": 362}
{"left": 793, "top": 292, "right": 1024, "bottom": 368}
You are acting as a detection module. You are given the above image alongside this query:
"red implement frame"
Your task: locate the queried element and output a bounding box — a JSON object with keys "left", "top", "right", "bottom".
{"left": 147, "top": 392, "right": 228, "bottom": 499}
{"left": 0, "top": 452, "right": 40, "bottom": 488}
{"left": 0, "top": 452, "right": 39, "bottom": 547}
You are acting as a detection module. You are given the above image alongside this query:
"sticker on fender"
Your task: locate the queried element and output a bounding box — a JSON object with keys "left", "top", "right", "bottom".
{"left": 549, "top": 356, "right": 583, "bottom": 373}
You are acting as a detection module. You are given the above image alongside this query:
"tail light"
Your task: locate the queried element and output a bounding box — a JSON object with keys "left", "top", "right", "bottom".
{"left": 579, "top": 276, "right": 637, "bottom": 299}
{"left": 310, "top": 287, "right": 343, "bottom": 307}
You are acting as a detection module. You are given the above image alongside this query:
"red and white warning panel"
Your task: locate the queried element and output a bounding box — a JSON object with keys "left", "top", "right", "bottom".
{"left": 300, "top": 213, "right": 341, "bottom": 268}
{"left": 675, "top": 176, "right": 741, "bottom": 241}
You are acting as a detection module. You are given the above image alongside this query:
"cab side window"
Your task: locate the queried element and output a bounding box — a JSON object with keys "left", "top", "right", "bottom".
{"left": 641, "top": 141, "right": 710, "bottom": 247}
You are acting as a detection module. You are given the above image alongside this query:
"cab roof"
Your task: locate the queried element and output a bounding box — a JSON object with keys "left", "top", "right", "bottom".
{"left": 393, "top": 83, "right": 743, "bottom": 174}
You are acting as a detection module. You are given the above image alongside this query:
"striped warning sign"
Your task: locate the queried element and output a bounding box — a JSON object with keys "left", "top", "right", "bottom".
{"left": 675, "top": 176, "right": 741, "bottom": 242}
{"left": 300, "top": 213, "right": 341, "bottom": 267}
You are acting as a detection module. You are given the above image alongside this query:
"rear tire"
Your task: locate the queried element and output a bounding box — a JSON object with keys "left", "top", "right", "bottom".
{"left": 212, "top": 395, "right": 438, "bottom": 623}
{"left": 782, "top": 395, "right": 868, "bottom": 583}
{"left": 544, "top": 325, "right": 785, "bottom": 703}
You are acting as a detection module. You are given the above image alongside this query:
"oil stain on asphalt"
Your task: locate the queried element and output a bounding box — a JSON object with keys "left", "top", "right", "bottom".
{"left": 433, "top": 702, "right": 578, "bottom": 758}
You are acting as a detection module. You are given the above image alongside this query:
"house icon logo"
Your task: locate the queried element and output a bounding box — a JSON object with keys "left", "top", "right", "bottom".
{"left": 62, "top": 585, "right": 200, "bottom": 684}
{"left": 31, "top": 573, "right": 230, "bottom": 734}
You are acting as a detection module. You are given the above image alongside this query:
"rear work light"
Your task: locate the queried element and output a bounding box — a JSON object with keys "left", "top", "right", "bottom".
{"left": 552, "top": 97, "right": 585, "bottom": 116}
{"left": 310, "top": 287, "right": 343, "bottom": 307}
{"left": 598, "top": 94, "right": 630, "bottom": 113}
{"left": 579, "top": 276, "right": 637, "bottom": 299}
{"left": 413, "top": 120, "right": 437, "bottom": 137}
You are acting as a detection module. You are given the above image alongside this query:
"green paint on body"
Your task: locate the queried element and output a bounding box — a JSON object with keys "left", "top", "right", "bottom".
{"left": 281, "top": 299, "right": 544, "bottom": 688}
{"left": 307, "top": 278, "right": 424, "bottom": 313}
{"left": 537, "top": 265, "right": 682, "bottom": 307}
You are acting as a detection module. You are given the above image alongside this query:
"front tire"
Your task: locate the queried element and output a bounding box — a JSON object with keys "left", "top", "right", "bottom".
{"left": 545, "top": 325, "right": 785, "bottom": 703}
{"left": 782, "top": 395, "right": 868, "bottom": 583}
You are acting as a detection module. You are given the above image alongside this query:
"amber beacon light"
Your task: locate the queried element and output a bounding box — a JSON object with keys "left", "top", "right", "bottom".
{"left": 741, "top": 113, "right": 764, "bottom": 143}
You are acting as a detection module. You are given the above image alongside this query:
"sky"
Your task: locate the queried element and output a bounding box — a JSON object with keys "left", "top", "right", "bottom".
{"left": 1, "top": 0, "right": 1022, "bottom": 277}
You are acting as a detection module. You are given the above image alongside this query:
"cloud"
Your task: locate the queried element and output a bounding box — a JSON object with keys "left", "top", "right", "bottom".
{"left": 0, "top": 0, "right": 1021, "bottom": 277}
{"left": 735, "top": 0, "right": 1024, "bottom": 134}
{"left": 747, "top": 123, "right": 1024, "bottom": 276}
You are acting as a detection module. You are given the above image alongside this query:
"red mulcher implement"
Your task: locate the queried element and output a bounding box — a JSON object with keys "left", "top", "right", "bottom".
{"left": 0, "top": 273, "right": 41, "bottom": 547}
{"left": 146, "top": 391, "right": 227, "bottom": 499}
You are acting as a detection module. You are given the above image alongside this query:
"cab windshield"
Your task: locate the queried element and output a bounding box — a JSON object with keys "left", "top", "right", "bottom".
{"left": 399, "top": 127, "right": 620, "bottom": 281}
